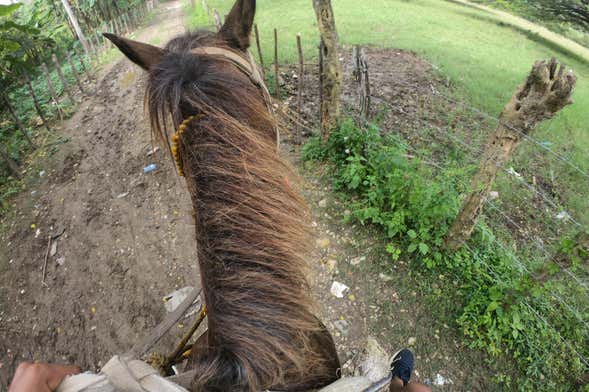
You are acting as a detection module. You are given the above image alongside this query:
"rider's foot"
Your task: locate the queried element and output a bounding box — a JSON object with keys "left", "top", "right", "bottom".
{"left": 390, "top": 348, "right": 414, "bottom": 387}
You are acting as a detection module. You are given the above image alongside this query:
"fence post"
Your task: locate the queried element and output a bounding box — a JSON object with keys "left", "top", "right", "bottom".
{"left": 72, "top": 46, "right": 93, "bottom": 82}
{"left": 358, "top": 47, "right": 370, "bottom": 121}
{"left": 213, "top": 9, "right": 222, "bottom": 30}
{"left": 318, "top": 40, "right": 324, "bottom": 126}
{"left": 3, "top": 95, "right": 36, "bottom": 148}
{"left": 0, "top": 143, "right": 21, "bottom": 179}
{"left": 273, "top": 28, "right": 279, "bottom": 98}
{"left": 313, "top": 0, "right": 343, "bottom": 140}
{"left": 444, "top": 59, "right": 577, "bottom": 250}
{"left": 254, "top": 24, "right": 265, "bottom": 78}
{"left": 296, "top": 33, "right": 304, "bottom": 144}
{"left": 65, "top": 52, "right": 85, "bottom": 94}
{"left": 52, "top": 53, "right": 76, "bottom": 105}
{"left": 41, "top": 63, "right": 64, "bottom": 120}
{"left": 23, "top": 74, "right": 51, "bottom": 132}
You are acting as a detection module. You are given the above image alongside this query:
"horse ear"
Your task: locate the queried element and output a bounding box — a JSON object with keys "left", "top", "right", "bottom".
{"left": 219, "top": 0, "right": 256, "bottom": 50}
{"left": 103, "top": 33, "right": 165, "bottom": 71}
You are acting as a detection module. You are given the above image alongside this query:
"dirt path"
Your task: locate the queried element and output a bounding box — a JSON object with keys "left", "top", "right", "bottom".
{"left": 0, "top": 2, "right": 197, "bottom": 386}
{"left": 448, "top": 0, "right": 589, "bottom": 63}
{"left": 0, "top": 3, "right": 500, "bottom": 391}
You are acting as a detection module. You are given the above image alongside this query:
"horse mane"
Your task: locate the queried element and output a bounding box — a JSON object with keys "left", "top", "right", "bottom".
{"left": 144, "top": 31, "right": 339, "bottom": 391}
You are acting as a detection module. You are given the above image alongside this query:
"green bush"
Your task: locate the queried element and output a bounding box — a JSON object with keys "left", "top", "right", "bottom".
{"left": 303, "top": 119, "right": 589, "bottom": 391}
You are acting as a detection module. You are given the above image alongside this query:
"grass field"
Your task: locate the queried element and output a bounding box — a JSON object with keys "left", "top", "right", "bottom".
{"left": 198, "top": 0, "right": 589, "bottom": 224}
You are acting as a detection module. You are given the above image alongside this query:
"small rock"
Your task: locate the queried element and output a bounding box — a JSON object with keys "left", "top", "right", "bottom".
{"left": 488, "top": 191, "right": 499, "bottom": 200}
{"left": 318, "top": 199, "right": 328, "bottom": 208}
{"left": 316, "top": 238, "right": 330, "bottom": 249}
{"left": 50, "top": 241, "right": 57, "bottom": 257}
{"left": 350, "top": 256, "right": 366, "bottom": 266}
{"left": 334, "top": 319, "right": 350, "bottom": 336}
{"left": 343, "top": 210, "right": 351, "bottom": 217}
{"left": 326, "top": 259, "right": 337, "bottom": 272}
{"left": 330, "top": 281, "right": 349, "bottom": 298}
{"left": 360, "top": 337, "right": 390, "bottom": 382}
{"left": 39, "top": 171, "right": 45, "bottom": 178}
{"left": 116, "top": 192, "right": 129, "bottom": 199}
{"left": 407, "top": 337, "right": 416, "bottom": 346}
{"left": 434, "top": 373, "right": 452, "bottom": 386}
{"left": 379, "top": 273, "right": 394, "bottom": 282}
{"left": 56, "top": 257, "right": 65, "bottom": 266}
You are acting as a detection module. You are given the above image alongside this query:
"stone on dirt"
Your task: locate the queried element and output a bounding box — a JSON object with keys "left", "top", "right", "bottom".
{"left": 359, "top": 337, "right": 390, "bottom": 382}
{"left": 330, "top": 281, "right": 350, "bottom": 298}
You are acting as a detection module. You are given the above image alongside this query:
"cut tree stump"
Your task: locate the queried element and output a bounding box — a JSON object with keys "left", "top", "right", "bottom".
{"left": 445, "top": 59, "right": 577, "bottom": 250}
{"left": 313, "top": 0, "right": 343, "bottom": 140}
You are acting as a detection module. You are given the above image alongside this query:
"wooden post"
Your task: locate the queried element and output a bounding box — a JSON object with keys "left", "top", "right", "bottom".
{"left": 73, "top": 46, "right": 93, "bottom": 81}
{"left": 65, "top": 52, "right": 85, "bottom": 94}
{"left": 41, "top": 63, "right": 64, "bottom": 120}
{"left": 296, "top": 33, "right": 304, "bottom": 144}
{"left": 213, "top": 9, "right": 222, "bottom": 30}
{"left": 122, "top": 14, "right": 130, "bottom": 35}
{"left": 273, "top": 28, "right": 279, "bottom": 98}
{"left": 0, "top": 143, "right": 21, "bottom": 179}
{"left": 254, "top": 24, "right": 265, "bottom": 78}
{"left": 3, "top": 96, "right": 36, "bottom": 148}
{"left": 445, "top": 59, "right": 577, "bottom": 250}
{"left": 313, "top": 0, "right": 343, "bottom": 140}
{"left": 60, "top": 0, "right": 90, "bottom": 55}
{"left": 358, "top": 47, "right": 371, "bottom": 121}
{"left": 23, "top": 74, "right": 51, "bottom": 132}
{"left": 52, "top": 54, "right": 76, "bottom": 105}
{"left": 318, "top": 40, "right": 324, "bottom": 125}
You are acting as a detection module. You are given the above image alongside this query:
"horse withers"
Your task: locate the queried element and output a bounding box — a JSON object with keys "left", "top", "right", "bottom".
{"left": 104, "top": 0, "right": 341, "bottom": 391}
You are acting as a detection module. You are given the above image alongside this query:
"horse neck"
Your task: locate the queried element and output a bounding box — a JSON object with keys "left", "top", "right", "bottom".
{"left": 179, "top": 102, "right": 326, "bottom": 389}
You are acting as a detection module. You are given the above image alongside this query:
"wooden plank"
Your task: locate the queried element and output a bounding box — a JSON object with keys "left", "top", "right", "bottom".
{"left": 124, "top": 288, "right": 202, "bottom": 359}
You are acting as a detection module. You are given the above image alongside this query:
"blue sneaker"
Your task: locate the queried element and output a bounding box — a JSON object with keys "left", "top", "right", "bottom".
{"left": 390, "top": 348, "right": 414, "bottom": 386}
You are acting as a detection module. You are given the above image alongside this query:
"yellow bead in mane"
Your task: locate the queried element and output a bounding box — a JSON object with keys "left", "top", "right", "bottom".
{"left": 172, "top": 115, "right": 198, "bottom": 177}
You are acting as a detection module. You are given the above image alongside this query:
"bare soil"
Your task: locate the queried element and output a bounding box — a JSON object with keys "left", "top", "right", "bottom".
{"left": 1, "top": 3, "right": 499, "bottom": 391}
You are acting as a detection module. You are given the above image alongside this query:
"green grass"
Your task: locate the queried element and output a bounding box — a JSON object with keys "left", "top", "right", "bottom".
{"left": 198, "top": 0, "right": 589, "bottom": 223}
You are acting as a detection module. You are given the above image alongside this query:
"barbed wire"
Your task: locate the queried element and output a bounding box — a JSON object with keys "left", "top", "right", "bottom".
{"left": 429, "top": 86, "right": 589, "bottom": 181}
{"left": 464, "top": 242, "right": 589, "bottom": 369}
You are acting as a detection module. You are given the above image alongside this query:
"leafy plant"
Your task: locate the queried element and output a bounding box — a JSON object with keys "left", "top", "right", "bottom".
{"left": 303, "top": 119, "right": 589, "bottom": 391}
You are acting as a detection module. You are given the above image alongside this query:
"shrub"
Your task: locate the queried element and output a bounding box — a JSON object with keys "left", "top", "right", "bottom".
{"left": 303, "top": 119, "right": 589, "bottom": 391}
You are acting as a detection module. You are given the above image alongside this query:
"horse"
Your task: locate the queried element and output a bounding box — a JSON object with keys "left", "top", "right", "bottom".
{"left": 104, "top": 0, "right": 341, "bottom": 390}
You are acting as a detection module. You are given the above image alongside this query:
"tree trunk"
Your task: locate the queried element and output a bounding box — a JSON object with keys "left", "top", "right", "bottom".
{"left": 3, "top": 95, "right": 36, "bottom": 149}
{"left": 313, "top": 0, "right": 342, "bottom": 140}
{"left": 445, "top": 59, "right": 577, "bottom": 250}
{"left": 60, "top": 0, "right": 90, "bottom": 55}
{"left": 0, "top": 143, "right": 21, "bottom": 179}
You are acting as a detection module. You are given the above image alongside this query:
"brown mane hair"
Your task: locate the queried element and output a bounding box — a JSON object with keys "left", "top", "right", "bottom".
{"left": 105, "top": 1, "right": 340, "bottom": 390}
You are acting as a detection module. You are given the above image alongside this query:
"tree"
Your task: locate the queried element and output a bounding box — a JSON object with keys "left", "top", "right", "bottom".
{"left": 313, "top": 0, "right": 343, "bottom": 140}
{"left": 521, "top": 0, "right": 589, "bottom": 32}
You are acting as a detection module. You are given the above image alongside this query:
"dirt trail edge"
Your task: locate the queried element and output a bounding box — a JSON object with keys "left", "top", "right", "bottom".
{"left": 0, "top": 2, "right": 197, "bottom": 385}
